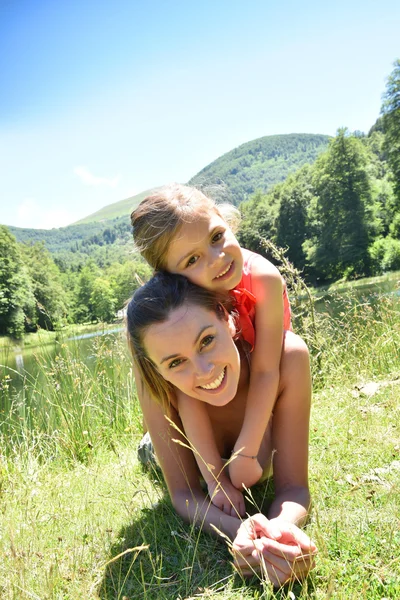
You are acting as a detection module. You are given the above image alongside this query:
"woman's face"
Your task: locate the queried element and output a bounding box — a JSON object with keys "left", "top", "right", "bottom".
{"left": 143, "top": 303, "right": 241, "bottom": 407}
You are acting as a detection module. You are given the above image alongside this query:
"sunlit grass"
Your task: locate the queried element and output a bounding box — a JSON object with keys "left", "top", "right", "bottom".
{"left": 0, "top": 284, "right": 399, "bottom": 598}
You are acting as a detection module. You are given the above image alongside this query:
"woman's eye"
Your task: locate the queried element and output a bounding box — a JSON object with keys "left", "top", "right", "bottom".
{"left": 201, "top": 335, "right": 215, "bottom": 349}
{"left": 186, "top": 255, "right": 199, "bottom": 268}
{"left": 212, "top": 231, "right": 224, "bottom": 243}
{"left": 169, "top": 358, "right": 184, "bottom": 369}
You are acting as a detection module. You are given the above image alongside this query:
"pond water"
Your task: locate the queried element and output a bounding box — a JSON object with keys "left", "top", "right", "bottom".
{"left": 0, "top": 326, "right": 126, "bottom": 393}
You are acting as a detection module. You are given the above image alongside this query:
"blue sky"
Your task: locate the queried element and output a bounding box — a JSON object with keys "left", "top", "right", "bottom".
{"left": 1, "top": 0, "right": 399, "bottom": 229}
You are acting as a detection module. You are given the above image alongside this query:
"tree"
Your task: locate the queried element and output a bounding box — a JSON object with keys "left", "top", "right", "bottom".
{"left": 306, "top": 130, "right": 374, "bottom": 281}
{"left": 90, "top": 278, "right": 117, "bottom": 322}
{"left": 22, "top": 242, "right": 68, "bottom": 330}
{"left": 381, "top": 59, "right": 400, "bottom": 210}
{"left": 73, "top": 263, "right": 101, "bottom": 323}
{"left": 108, "top": 259, "right": 152, "bottom": 310}
{"left": 275, "top": 165, "right": 315, "bottom": 271}
{"left": 0, "top": 226, "right": 36, "bottom": 337}
{"left": 238, "top": 190, "right": 279, "bottom": 257}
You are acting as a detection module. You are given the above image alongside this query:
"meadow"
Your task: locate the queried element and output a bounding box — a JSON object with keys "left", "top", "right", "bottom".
{"left": 0, "top": 276, "right": 399, "bottom": 599}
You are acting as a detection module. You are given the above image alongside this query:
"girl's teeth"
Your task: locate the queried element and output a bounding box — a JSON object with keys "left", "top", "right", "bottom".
{"left": 200, "top": 368, "right": 225, "bottom": 390}
{"left": 216, "top": 263, "right": 231, "bottom": 278}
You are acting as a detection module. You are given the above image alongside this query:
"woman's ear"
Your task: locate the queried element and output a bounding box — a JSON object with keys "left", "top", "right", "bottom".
{"left": 217, "top": 304, "right": 237, "bottom": 338}
{"left": 227, "top": 313, "right": 237, "bottom": 338}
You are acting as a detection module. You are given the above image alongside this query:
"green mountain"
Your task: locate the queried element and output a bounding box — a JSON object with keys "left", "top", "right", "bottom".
{"left": 73, "top": 187, "right": 159, "bottom": 224}
{"left": 68, "top": 133, "right": 330, "bottom": 224}
{"left": 189, "top": 133, "right": 330, "bottom": 206}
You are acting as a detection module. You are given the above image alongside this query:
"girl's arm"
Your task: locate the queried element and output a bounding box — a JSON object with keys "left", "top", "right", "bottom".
{"left": 133, "top": 364, "right": 244, "bottom": 539}
{"left": 177, "top": 391, "right": 245, "bottom": 517}
{"left": 230, "top": 258, "right": 284, "bottom": 489}
{"left": 267, "top": 331, "right": 312, "bottom": 526}
{"left": 232, "top": 330, "right": 316, "bottom": 584}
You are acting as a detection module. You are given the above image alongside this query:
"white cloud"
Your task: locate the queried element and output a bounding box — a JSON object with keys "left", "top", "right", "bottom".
{"left": 74, "top": 166, "right": 120, "bottom": 187}
{"left": 17, "top": 197, "right": 39, "bottom": 221}
{"left": 40, "top": 208, "right": 76, "bottom": 229}
{"left": 17, "top": 198, "right": 76, "bottom": 229}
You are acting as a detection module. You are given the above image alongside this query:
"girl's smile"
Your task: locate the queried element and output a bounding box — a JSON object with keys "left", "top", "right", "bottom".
{"left": 143, "top": 303, "right": 240, "bottom": 406}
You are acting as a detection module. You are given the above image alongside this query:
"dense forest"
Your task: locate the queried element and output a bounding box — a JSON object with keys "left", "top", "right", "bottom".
{"left": 1, "top": 59, "right": 399, "bottom": 338}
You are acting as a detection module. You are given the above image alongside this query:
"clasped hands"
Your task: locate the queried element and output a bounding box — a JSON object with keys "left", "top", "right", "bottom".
{"left": 208, "top": 475, "right": 317, "bottom": 587}
{"left": 231, "top": 514, "right": 317, "bottom": 587}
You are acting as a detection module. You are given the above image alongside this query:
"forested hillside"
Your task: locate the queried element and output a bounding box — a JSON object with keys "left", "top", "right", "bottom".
{"left": 189, "top": 133, "right": 330, "bottom": 205}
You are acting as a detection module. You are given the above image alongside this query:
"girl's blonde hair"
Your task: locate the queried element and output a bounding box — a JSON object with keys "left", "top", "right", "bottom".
{"left": 131, "top": 183, "right": 240, "bottom": 271}
{"left": 127, "top": 271, "right": 233, "bottom": 409}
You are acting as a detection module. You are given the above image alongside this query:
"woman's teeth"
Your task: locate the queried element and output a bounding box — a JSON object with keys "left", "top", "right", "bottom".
{"left": 200, "top": 368, "right": 226, "bottom": 390}
{"left": 216, "top": 263, "right": 231, "bottom": 279}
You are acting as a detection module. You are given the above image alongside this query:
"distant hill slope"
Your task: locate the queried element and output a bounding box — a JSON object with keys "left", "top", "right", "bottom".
{"left": 8, "top": 215, "right": 131, "bottom": 253}
{"left": 189, "top": 133, "right": 330, "bottom": 206}
{"left": 73, "top": 187, "right": 160, "bottom": 224}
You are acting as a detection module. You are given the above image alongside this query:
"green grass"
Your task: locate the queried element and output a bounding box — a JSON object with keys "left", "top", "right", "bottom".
{"left": 0, "top": 290, "right": 399, "bottom": 599}
{"left": 313, "top": 269, "right": 400, "bottom": 295}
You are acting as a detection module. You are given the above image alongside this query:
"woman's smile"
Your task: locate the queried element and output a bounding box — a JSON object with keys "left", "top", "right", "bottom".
{"left": 198, "top": 366, "right": 226, "bottom": 391}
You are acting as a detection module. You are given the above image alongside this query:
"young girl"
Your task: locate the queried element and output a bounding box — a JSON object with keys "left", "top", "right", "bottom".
{"left": 127, "top": 271, "right": 316, "bottom": 584}
{"left": 131, "top": 183, "right": 303, "bottom": 515}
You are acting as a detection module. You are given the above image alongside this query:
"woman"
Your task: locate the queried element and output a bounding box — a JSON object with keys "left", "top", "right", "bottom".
{"left": 127, "top": 271, "right": 317, "bottom": 586}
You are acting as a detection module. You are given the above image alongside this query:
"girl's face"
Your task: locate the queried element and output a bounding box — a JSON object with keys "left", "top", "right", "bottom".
{"left": 143, "top": 303, "right": 241, "bottom": 407}
{"left": 165, "top": 212, "right": 243, "bottom": 291}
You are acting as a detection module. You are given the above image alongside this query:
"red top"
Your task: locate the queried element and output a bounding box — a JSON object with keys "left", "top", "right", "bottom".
{"left": 231, "top": 248, "right": 292, "bottom": 351}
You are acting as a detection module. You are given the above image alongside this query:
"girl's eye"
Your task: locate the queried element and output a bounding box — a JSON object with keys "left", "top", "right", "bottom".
{"left": 169, "top": 358, "right": 184, "bottom": 369}
{"left": 200, "top": 334, "right": 215, "bottom": 349}
{"left": 186, "top": 255, "right": 199, "bottom": 268}
{"left": 212, "top": 231, "right": 224, "bottom": 243}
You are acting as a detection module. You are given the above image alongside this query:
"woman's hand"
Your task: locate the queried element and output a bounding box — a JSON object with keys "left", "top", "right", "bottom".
{"left": 208, "top": 478, "right": 246, "bottom": 517}
{"left": 231, "top": 514, "right": 317, "bottom": 587}
{"left": 229, "top": 455, "right": 263, "bottom": 489}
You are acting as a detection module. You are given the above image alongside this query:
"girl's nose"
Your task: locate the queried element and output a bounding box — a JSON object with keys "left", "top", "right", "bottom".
{"left": 208, "top": 246, "right": 225, "bottom": 268}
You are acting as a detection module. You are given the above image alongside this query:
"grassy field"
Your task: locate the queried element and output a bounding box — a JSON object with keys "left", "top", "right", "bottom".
{"left": 0, "top": 287, "right": 399, "bottom": 599}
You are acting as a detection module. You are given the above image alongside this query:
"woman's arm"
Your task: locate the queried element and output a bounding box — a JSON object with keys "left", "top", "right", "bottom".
{"left": 230, "top": 259, "right": 284, "bottom": 489}
{"left": 133, "top": 364, "right": 244, "bottom": 539}
{"left": 177, "top": 391, "right": 245, "bottom": 516}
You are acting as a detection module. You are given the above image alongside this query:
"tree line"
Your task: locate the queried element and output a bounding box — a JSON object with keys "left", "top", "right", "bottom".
{"left": 239, "top": 60, "right": 400, "bottom": 284}
{"left": 0, "top": 227, "right": 151, "bottom": 338}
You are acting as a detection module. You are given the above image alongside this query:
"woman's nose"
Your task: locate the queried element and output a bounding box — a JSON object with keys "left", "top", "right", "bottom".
{"left": 194, "top": 356, "right": 214, "bottom": 379}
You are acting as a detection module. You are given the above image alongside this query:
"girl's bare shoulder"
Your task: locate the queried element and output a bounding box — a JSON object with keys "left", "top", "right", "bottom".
{"left": 248, "top": 253, "right": 283, "bottom": 292}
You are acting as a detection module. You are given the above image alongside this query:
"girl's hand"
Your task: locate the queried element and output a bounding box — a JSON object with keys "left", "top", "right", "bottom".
{"left": 229, "top": 456, "right": 263, "bottom": 489}
{"left": 231, "top": 514, "right": 317, "bottom": 587}
{"left": 208, "top": 478, "right": 246, "bottom": 517}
